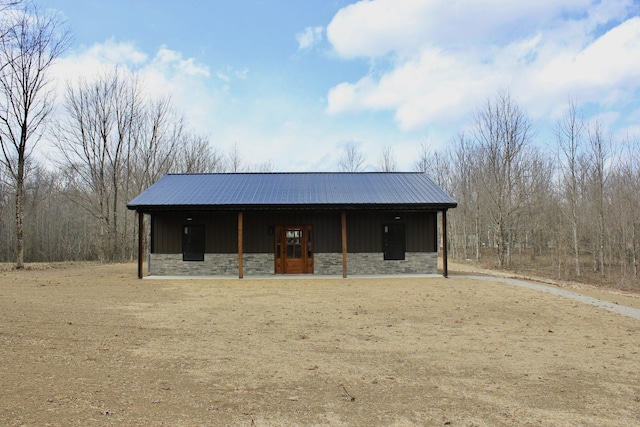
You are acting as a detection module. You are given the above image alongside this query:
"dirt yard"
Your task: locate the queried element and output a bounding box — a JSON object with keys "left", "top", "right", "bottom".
{"left": 1, "top": 263, "right": 639, "bottom": 426}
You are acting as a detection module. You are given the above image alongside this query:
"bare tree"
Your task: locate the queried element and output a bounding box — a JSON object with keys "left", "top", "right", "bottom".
{"left": 55, "top": 69, "right": 142, "bottom": 261}
{"left": 555, "top": 100, "right": 585, "bottom": 277}
{"left": 338, "top": 141, "right": 365, "bottom": 172}
{"left": 131, "top": 95, "right": 182, "bottom": 190}
{"left": 606, "top": 137, "right": 639, "bottom": 282}
{"left": 0, "top": 159, "right": 11, "bottom": 260}
{"left": 413, "top": 141, "right": 433, "bottom": 173}
{"left": 0, "top": 1, "right": 22, "bottom": 46}
{"left": 472, "top": 90, "right": 534, "bottom": 268}
{"left": 378, "top": 145, "right": 396, "bottom": 172}
{"left": 617, "top": 137, "right": 640, "bottom": 278}
{"left": 176, "top": 133, "right": 224, "bottom": 173}
{"left": 585, "top": 119, "right": 611, "bottom": 276}
{"left": 447, "top": 134, "right": 480, "bottom": 261}
{"left": 0, "top": 4, "right": 70, "bottom": 268}
{"left": 253, "top": 159, "right": 275, "bottom": 172}
{"left": 413, "top": 140, "right": 451, "bottom": 186}
{"left": 226, "top": 142, "right": 247, "bottom": 172}
{"left": 55, "top": 65, "right": 224, "bottom": 261}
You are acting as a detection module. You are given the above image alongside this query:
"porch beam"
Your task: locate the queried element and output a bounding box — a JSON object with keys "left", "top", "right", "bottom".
{"left": 137, "top": 210, "right": 144, "bottom": 279}
{"left": 238, "top": 211, "right": 244, "bottom": 279}
{"left": 442, "top": 209, "right": 449, "bottom": 278}
{"left": 341, "top": 211, "right": 347, "bottom": 278}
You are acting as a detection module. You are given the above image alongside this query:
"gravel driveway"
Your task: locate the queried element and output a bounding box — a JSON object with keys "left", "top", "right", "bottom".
{"left": 464, "top": 274, "right": 640, "bottom": 320}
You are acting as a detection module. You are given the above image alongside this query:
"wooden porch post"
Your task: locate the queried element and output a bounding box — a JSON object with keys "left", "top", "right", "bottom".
{"left": 238, "top": 211, "right": 244, "bottom": 279}
{"left": 341, "top": 211, "right": 347, "bottom": 278}
{"left": 137, "top": 210, "right": 144, "bottom": 279}
{"left": 442, "top": 209, "right": 449, "bottom": 278}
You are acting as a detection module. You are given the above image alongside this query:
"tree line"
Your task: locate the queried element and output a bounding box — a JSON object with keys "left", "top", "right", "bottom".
{"left": 428, "top": 92, "right": 639, "bottom": 288}
{"left": 0, "top": 3, "right": 638, "bottom": 288}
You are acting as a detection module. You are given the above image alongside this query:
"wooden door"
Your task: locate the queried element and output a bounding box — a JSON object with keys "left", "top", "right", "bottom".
{"left": 274, "top": 225, "right": 313, "bottom": 274}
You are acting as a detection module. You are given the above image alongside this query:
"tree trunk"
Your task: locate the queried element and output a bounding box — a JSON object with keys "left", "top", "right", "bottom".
{"left": 572, "top": 212, "right": 580, "bottom": 277}
{"left": 632, "top": 221, "right": 639, "bottom": 277}
{"left": 15, "top": 160, "right": 24, "bottom": 269}
{"left": 475, "top": 203, "right": 481, "bottom": 262}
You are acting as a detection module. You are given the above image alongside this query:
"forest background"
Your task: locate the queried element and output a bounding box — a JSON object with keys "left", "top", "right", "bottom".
{"left": 0, "top": 2, "right": 638, "bottom": 290}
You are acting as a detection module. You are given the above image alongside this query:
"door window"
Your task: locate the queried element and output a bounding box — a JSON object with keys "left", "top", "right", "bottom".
{"left": 286, "top": 229, "right": 302, "bottom": 258}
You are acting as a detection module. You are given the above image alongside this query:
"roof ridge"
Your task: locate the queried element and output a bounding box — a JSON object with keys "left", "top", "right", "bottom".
{"left": 167, "top": 171, "right": 425, "bottom": 176}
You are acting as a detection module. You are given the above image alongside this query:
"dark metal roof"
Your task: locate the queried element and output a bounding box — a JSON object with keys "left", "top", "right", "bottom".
{"left": 127, "top": 172, "right": 457, "bottom": 211}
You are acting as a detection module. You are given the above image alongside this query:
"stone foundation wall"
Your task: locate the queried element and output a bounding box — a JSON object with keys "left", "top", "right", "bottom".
{"left": 149, "top": 252, "right": 437, "bottom": 276}
{"left": 149, "top": 253, "right": 274, "bottom": 276}
{"left": 149, "top": 253, "right": 238, "bottom": 276}
{"left": 315, "top": 252, "right": 437, "bottom": 275}
{"left": 313, "top": 253, "right": 344, "bottom": 275}
{"left": 242, "top": 253, "right": 274, "bottom": 275}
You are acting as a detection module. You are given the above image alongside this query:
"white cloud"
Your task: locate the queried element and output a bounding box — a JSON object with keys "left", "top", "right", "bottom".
{"left": 326, "top": 0, "right": 632, "bottom": 58}
{"left": 84, "top": 38, "right": 148, "bottom": 64}
{"left": 51, "top": 39, "right": 146, "bottom": 91}
{"left": 152, "top": 46, "right": 210, "bottom": 77}
{"left": 325, "top": 0, "right": 640, "bottom": 133}
{"left": 51, "top": 40, "right": 218, "bottom": 137}
{"left": 154, "top": 46, "right": 180, "bottom": 63}
{"left": 53, "top": 41, "right": 210, "bottom": 92}
{"left": 296, "top": 26, "right": 323, "bottom": 50}
{"left": 327, "top": 47, "right": 504, "bottom": 130}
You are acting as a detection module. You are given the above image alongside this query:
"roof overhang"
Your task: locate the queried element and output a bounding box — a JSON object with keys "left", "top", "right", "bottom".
{"left": 129, "top": 203, "right": 457, "bottom": 214}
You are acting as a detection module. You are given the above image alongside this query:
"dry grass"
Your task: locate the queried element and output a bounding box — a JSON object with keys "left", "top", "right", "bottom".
{"left": 1, "top": 263, "right": 639, "bottom": 426}
{"left": 456, "top": 249, "right": 640, "bottom": 293}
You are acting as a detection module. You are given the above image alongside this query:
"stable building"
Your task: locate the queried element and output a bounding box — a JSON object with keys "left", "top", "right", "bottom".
{"left": 127, "top": 172, "right": 457, "bottom": 278}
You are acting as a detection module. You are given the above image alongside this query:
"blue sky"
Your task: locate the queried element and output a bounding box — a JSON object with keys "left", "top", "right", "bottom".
{"left": 46, "top": 0, "right": 640, "bottom": 171}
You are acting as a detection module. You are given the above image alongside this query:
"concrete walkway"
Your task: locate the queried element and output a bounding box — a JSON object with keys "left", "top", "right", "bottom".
{"left": 144, "top": 273, "right": 443, "bottom": 280}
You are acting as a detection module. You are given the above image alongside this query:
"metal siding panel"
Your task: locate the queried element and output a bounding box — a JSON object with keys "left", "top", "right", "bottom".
{"left": 211, "top": 212, "right": 238, "bottom": 253}
{"left": 348, "top": 211, "right": 386, "bottom": 253}
{"left": 152, "top": 214, "right": 181, "bottom": 253}
{"left": 405, "top": 212, "right": 437, "bottom": 252}
{"left": 243, "top": 211, "right": 274, "bottom": 253}
{"left": 314, "top": 212, "right": 342, "bottom": 253}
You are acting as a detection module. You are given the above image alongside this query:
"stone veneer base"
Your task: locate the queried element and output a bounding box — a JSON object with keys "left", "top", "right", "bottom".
{"left": 149, "top": 252, "right": 437, "bottom": 276}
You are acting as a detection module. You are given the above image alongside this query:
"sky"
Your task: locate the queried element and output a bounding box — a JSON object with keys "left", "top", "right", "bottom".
{"left": 44, "top": 0, "right": 640, "bottom": 171}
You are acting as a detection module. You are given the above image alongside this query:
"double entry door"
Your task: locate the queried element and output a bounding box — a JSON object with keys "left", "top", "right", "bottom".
{"left": 274, "top": 225, "right": 313, "bottom": 274}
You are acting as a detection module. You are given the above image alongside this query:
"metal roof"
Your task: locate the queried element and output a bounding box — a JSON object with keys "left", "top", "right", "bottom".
{"left": 127, "top": 172, "right": 458, "bottom": 211}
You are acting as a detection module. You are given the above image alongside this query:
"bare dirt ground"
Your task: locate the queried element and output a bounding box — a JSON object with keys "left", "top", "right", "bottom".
{"left": 1, "top": 263, "right": 639, "bottom": 426}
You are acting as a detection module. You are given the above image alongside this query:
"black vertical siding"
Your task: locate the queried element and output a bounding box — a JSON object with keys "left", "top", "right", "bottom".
{"left": 346, "top": 211, "right": 436, "bottom": 253}
{"left": 151, "top": 210, "right": 436, "bottom": 254}
{"left": 407, "top": 211, "right": 437, "bottom": 252}
{"left": 242, "top": 211, "right": 341, "bottom": 253}
{"left": 152, "top": 212, "right": 237, "bottom": 253}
